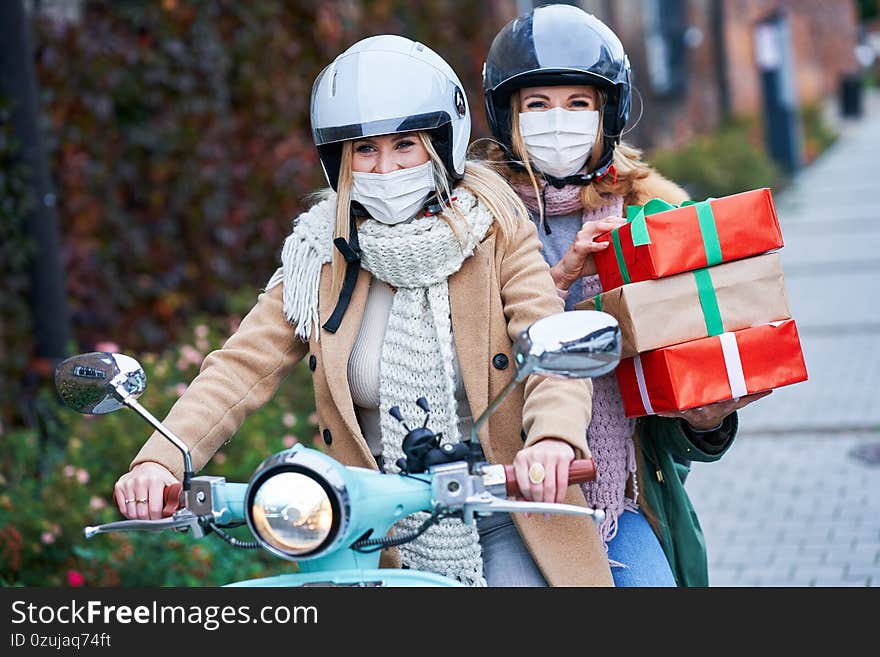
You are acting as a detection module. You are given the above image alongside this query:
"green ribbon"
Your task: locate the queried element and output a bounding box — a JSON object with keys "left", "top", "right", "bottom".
{"left": 693, "top": 200, "right": 723, "bottom": 267}
{"left": 610, "top": 230, "right": 630, "bottom": 284}
{"left": 624, "top": 198, "right": 674, "bottom": 247}
{"left": 593, "top": 293, "right": 602, "bottom": 312}
{"left": 610, "top": 197, "right": 724, "bottom": 282}
{"left": 692, "top": 268, "right": 723, "bottom": 336}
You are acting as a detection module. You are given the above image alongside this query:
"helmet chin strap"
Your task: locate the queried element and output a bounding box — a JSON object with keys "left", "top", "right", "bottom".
{"left": 322, "top": 211, "right": 362, "bottom": 334}
{"left": 506, "top": 145, "right": 617, "bottom": 237}
{"left": 540, "top": 147, "right": 617, "bottom": 189}
{"left": 502, "top": 140, "right": 617, "bottom": 189}
{"left": 323, "top": 187, "right": 454, "bottom": 333}
{"left": 349, "top": 188, "right": 452, "bottom": 220}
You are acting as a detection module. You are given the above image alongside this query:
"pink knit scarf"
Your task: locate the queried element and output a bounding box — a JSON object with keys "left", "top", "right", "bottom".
{"left": 512, "top": 178, "right": 638, "bottom": 549}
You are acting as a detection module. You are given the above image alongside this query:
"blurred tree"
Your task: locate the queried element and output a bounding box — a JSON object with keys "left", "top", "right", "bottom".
{"left": 1, "top": 0, "right": 515, "bottom": 429}
{"left": 0, "top": 0, "right": 70, "bottom": 445}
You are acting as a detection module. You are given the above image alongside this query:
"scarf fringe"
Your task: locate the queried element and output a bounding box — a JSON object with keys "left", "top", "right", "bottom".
{"left": 265, "top": 197, "right": 336, "bottom": 341}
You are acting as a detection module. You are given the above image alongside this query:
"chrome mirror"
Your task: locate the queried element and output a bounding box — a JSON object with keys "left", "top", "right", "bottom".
{"left": 54, "top": 352, "right": 147, "bottom": 414}
{"left": 469, "top": 310, "right": 621, "bottom": 444}
{"left": 513, "top": 310, "right": 621, "bottom": 381}
{"left": 54, "top": 351, "right": 194, "bottom": 486}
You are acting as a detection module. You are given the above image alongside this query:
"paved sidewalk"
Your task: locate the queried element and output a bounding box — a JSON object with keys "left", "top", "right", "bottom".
{"left": 685, "top": 91, "right": 880, "bottom": 586}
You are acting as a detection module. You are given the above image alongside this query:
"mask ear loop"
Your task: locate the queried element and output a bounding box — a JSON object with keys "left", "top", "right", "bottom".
{"left": 619, "top": 84, "right": 644, "bottom": 139}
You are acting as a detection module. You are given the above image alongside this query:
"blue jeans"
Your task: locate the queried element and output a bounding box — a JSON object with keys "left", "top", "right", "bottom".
{"left": 478, "top": 513, "right": 548, "bottom": 587}
{"left": 607, "top": 509, "right": 676, "bottom": 587}
{"left": 478, "top": 509, "right": 676, "bottom": 587}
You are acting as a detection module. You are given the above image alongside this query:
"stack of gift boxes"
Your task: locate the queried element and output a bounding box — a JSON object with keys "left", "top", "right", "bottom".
{"left": 576, "top": 188, "right": 808, "bottom": 417}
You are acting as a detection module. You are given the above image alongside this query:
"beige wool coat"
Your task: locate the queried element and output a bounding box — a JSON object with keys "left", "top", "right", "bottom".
{"left": 132, "top": 200, "right": 616, "bottom": 587}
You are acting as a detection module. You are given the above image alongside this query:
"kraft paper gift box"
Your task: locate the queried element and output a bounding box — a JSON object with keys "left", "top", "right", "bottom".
{"left": 615, "top": 319, "right": 808, "bottom": 417}
{"left": 575, "top": 252, "right": 791, "bottom": 358}
{"left": 593, "top": 188, "right": 784, "bottom": 291}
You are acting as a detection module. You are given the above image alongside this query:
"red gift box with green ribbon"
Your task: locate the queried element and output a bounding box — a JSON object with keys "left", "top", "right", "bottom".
{"left": 594, "top": 188, "right": 784, "bottom": 291}
{"left": 615, "top": 319, "right": 808, "bottom": 417}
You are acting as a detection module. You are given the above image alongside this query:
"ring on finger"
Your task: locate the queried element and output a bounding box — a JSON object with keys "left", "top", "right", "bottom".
{"left": 528, "top": 462, "right": 546, "bottom": 485}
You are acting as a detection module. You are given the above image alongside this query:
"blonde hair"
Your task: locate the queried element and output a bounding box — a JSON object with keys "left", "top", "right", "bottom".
{"left": 327, "top": 131, "right": 527, "bottom": 299}
{"left": 488, "top": 88, "right": 652, "bottom": 218}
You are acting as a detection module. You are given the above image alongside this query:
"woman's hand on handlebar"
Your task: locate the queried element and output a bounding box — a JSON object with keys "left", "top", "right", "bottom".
{"left": 113, "top": 462, "right": 179, "bottom": 520}
{"left": 513, "top": 438, "right": 575, "bottom": 505}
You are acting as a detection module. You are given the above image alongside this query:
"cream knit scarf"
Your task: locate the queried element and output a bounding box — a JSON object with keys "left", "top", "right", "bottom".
{"left": 267, "top": 188, "right": 493, "bottom": 586}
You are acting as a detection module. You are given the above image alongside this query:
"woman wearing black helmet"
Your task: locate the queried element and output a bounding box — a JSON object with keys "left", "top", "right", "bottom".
{"left": 113, "top": 35, "right": 617, "bottom": 587}
{"left": 482, "top": 4, "right": 768, "bottom": 586}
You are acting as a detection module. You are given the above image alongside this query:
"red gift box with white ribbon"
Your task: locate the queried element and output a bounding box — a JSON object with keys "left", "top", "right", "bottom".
{"left": 615, "top": 319, "right": 808, "bottom": 417}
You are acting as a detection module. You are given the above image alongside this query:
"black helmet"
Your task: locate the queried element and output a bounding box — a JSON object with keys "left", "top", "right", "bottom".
{"left": 482, "top": 4, "right": 631, "bottom": 179}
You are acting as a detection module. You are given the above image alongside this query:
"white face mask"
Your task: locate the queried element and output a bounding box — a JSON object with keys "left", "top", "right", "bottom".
{"left": 518, "top": 108, "right": 600, "bottom": 178}
{"left": 351, "top": 160, "right": 436, "bottom": 225}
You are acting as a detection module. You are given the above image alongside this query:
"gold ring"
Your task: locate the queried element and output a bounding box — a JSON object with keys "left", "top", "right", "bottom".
{"left": 528, "top": 462, "right": 546, "bottom": 485}
{"left": 124, "top": 498, "right": 136, "bottom": 504}
{"left": 135, "top": 498, "right": 148, "bottom": 504}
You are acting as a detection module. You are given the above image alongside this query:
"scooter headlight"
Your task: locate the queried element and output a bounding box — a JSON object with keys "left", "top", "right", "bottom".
{"left": 245, "top": 449, "right": 349, "bottom": 561}
{"left": 251, "top": 472, "right": 333, "bottom": 554}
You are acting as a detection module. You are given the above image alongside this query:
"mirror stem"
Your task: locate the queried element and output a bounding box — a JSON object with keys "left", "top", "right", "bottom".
{"left": 122, "top": 398, "right": 194, "bottom": 490}
{"left": 110, "top": 379, "right": 194, "bottom": 490}
{"left": 468, "top": 365, "right": 532, "bottom": 447}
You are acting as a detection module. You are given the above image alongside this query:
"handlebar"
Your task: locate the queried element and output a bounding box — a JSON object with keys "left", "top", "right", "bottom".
{"left": 502, "top": 458, "right": 597, "bottom": 498}
{"left": 84, "top": 509, "right": 200, "bottom": 538}
{"left": 157, "top": 458, "right": 598, "bottom": 513}
{"left": 163, "top": 482, "right": 183, "bottom": 514}
{"left": 148, "top": 459, "right": 598, "bottom": 517}
{"left": 86, "top": 455, "right": 601, "bottom": 542}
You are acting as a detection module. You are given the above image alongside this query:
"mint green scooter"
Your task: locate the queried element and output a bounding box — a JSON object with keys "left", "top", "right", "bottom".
{"left": 55, "top": 311, "right": 620, "bottom": 587}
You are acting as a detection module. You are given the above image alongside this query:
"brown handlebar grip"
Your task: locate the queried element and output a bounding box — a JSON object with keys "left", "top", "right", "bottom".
{"left": 162, "top": 482, "right": 183, "bottom": 517}
{"left": 503, "top": 458, "right": 597, "bottom": 498}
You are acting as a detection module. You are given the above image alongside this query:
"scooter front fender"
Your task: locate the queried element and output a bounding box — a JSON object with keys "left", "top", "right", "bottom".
{"left": 224, "top": 569, "right": 464, "bottom": 587}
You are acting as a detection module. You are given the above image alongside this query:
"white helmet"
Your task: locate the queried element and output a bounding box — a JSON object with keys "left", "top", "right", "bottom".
{"left": 310, "top": 35, "right": 471, "bottom": 190}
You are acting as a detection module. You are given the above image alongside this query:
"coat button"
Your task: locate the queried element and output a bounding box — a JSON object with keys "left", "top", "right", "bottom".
{"left": 308, "top": 355, "right": 317, "bottom": 372}
{"left": 492, "top": 353, "right": 509, "bottom": 370}
{"left": 322, "top": 429, "right": 332, "bottom": 445}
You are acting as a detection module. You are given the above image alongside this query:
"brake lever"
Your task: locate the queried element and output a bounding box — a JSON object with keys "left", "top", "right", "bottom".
{"left": 462, "top": 492, "right": 606, "bottom": 526}
{"left": 83, "top": 509, "right": 204, "bottom": 539}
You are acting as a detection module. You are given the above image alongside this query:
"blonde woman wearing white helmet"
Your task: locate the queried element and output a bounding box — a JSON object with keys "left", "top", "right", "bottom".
{"left": 113, "top": 35, "right": 615, "bottom": 587}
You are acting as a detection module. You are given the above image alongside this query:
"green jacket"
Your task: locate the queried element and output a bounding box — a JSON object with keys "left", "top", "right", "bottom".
{"left": 636, "top": 413, "right": 738, "bottom": 587}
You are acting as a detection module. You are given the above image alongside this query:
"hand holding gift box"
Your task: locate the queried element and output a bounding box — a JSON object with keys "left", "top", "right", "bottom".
{"left": 593, "top": 188, "right": 784, "bottom": 291}
{"left": 576, "top": 252, "right": 791, "bottom": 358}
{"left": 615, "top": 320, "right": 808, "bottom": 417}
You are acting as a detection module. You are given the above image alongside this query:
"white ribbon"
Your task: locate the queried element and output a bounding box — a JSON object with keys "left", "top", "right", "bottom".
{"left": 633, "top": 355, "right": 655, "bottom": 415}
{"left": 719, "top": 332, "right": 748, "bottom": 399}
{"left": 634, "top": 332, "right": 749, "bottom": 415}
